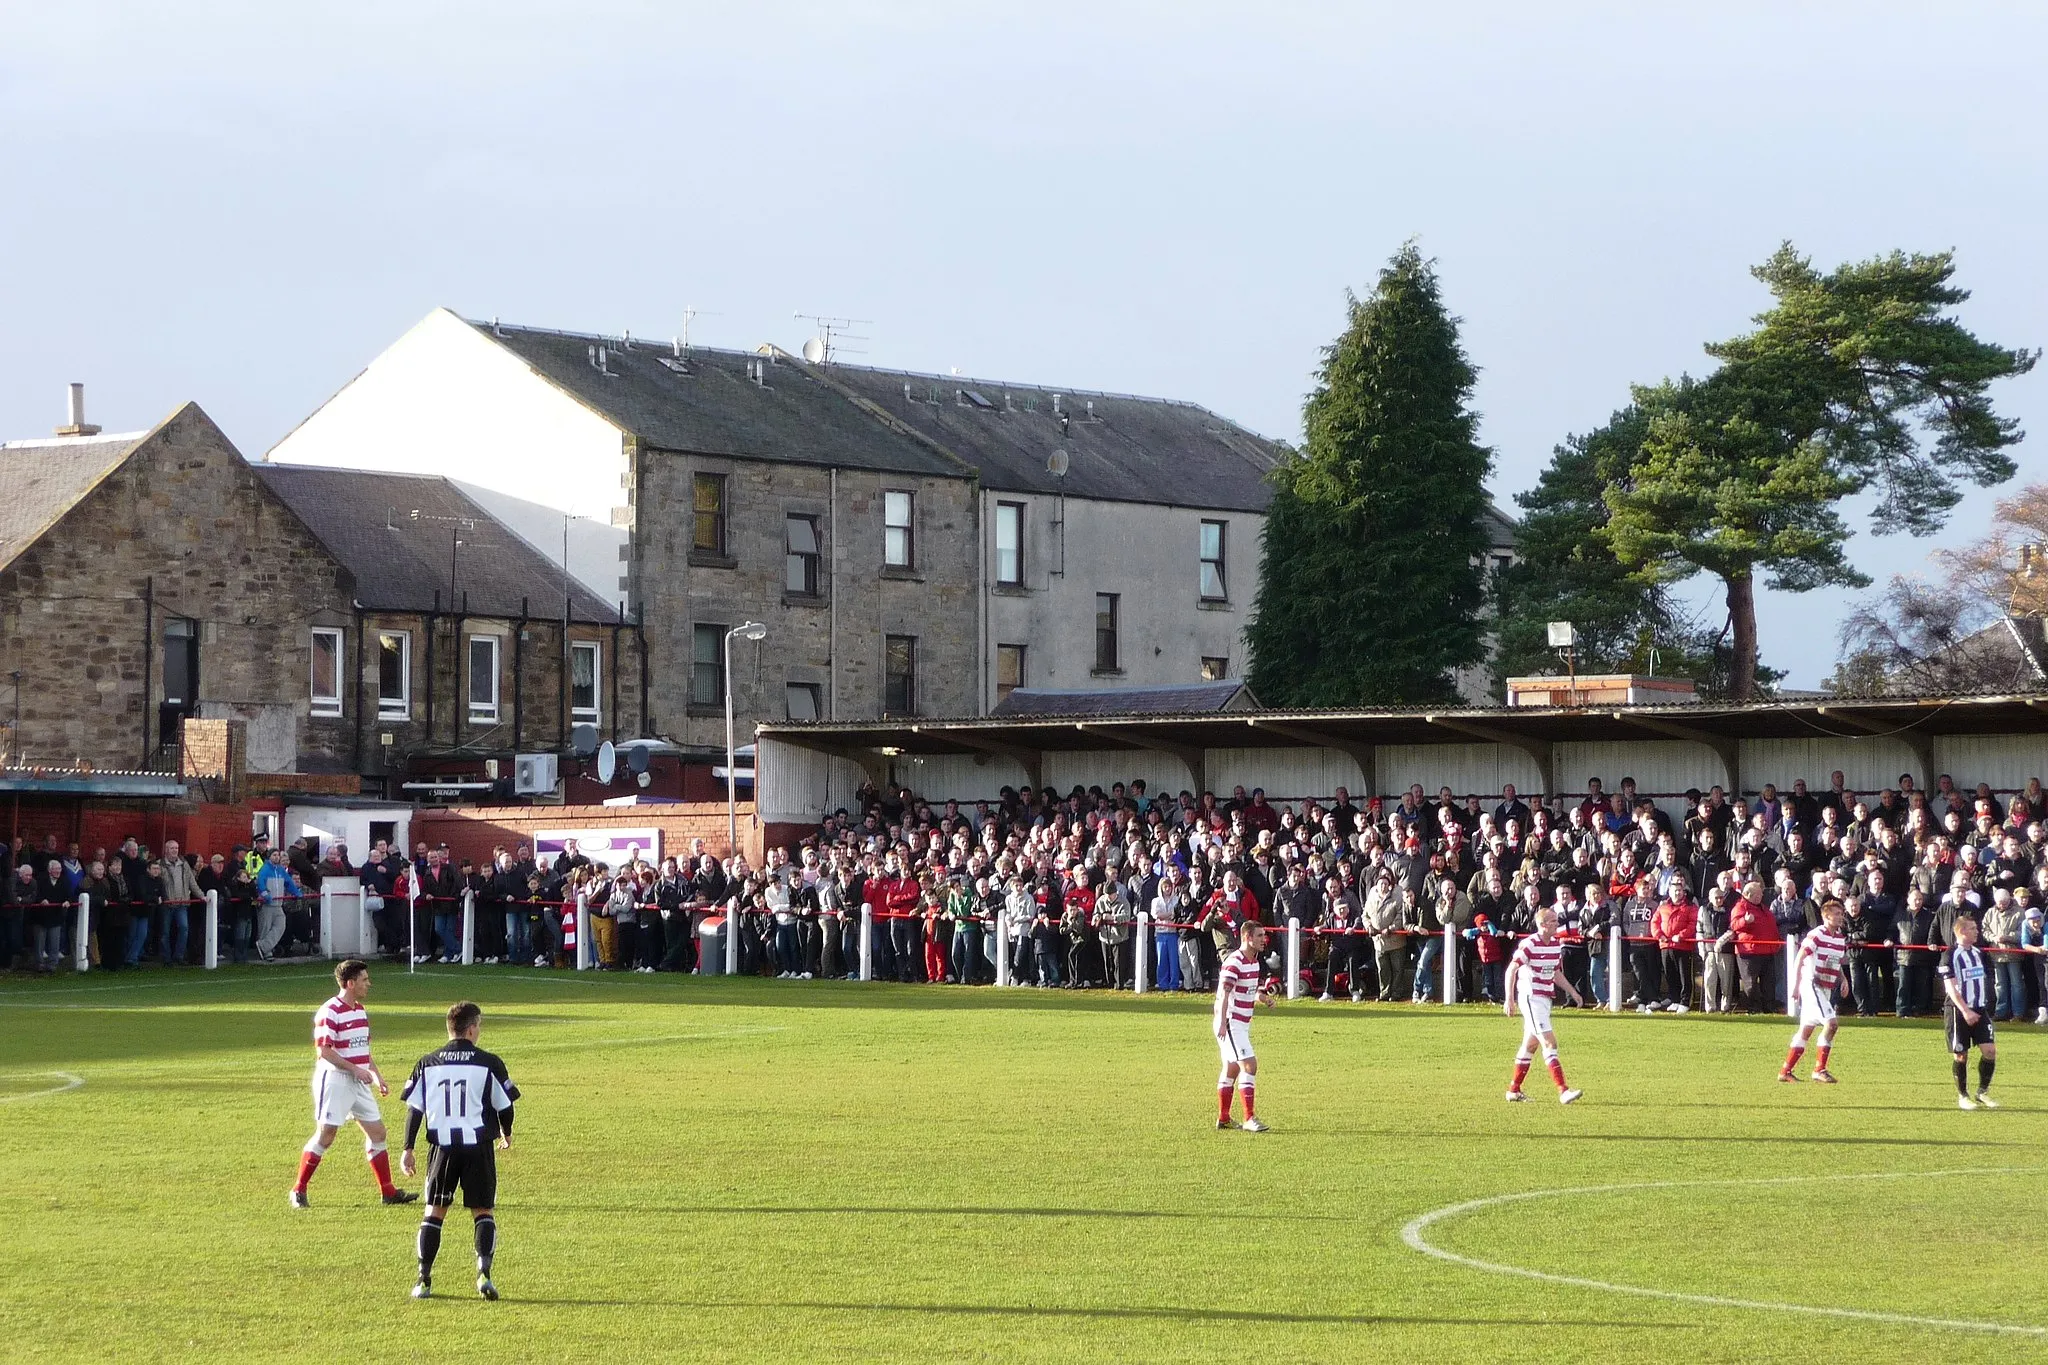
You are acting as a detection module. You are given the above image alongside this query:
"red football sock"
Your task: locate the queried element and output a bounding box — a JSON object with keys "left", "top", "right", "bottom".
{"left": 1781, "top": 1045, "right": 1805, "bottom": 1076}
{"left": 368, "top": 1148, "right": 397, "bottom": 1196}
{"left": 1510, "top": 1059, "right": 1531, "bottom": 1093}
{"left": 294, "top": 1150, "right": 322, "bottom": 1193}
{"left": 1240, "top": 1080, "right": 1256, "bottom": 1119}
{"left": 1218, "top": 1085, "right": 1233, "bottom": 1123}
{"left": 1546, "top": 1056, "right": 1568, "bottom": 1090}
{"left": 1815, "top": 1045, "right": 1831, "bottom": 1072}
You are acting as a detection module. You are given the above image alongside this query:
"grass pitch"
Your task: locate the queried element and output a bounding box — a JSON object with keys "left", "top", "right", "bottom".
{"left": 2, "top": 967, "right": 2045, "bottom": 1364}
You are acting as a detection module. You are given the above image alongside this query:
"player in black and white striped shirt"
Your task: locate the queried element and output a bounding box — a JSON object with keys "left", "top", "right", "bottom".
{"left": 401, "top": 1001, "right": 519, "bottom": 1300}
{"left": 1938, "top": 914, "right": 1999, "bottom": 1111}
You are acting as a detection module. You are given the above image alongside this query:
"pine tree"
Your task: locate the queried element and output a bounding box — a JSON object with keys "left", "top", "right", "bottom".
{"left": 1248, "top": 246, "right": 1493, "bottom": 705}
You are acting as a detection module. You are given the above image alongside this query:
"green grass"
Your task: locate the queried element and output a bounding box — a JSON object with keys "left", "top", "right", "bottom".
{"left": 3, "top": 966, "right": 2046, "bottom": 1363}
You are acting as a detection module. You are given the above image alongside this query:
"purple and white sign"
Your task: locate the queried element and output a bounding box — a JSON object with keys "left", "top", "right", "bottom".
{"left": 534, "top": 826, "right": 662, "bottom": 868}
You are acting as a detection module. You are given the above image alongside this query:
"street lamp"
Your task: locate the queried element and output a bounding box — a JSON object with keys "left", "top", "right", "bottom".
{"left": 725, "top": 621, "right": 767, "bottom": 975}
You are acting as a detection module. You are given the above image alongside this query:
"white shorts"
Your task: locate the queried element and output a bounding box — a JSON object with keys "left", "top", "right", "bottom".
{"left": 1217, "top": 1019, "right": 1254, "bottom": 1065}
{"left": 1518, "top": 993, "right": 1553, "bottom": 1039}
{"left": 1798, "top": 986, "right": 1837, "bottom": 1030}
{"left": 311, "top": 1067, "right": 382, "bottom": 1128}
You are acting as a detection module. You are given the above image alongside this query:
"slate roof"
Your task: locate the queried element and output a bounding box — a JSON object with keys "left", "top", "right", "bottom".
{"left": 0, "top": 431, "right": 147, "bottom": 571}
{"left": 472, "top": 322, "right": 967, "bottom": 479}
{"left": 254, "top": 464, "right": 620, "bottom": 621}
{"left": 811, "top": 362, "right": 1285, "bottom": 512}
{"left": 990, "top": 680, "right": 1261, "bottom": 718}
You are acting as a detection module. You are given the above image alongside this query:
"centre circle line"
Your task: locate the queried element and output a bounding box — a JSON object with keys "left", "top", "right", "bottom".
{"left": 0, "top": 1071, "right": 86, "bottom": 1103}
{"left": 1400, "top": 1167, "right": 2046, "bottom": 1338}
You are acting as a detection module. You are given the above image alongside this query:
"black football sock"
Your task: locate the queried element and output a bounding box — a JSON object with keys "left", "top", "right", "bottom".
{"left": 417, "top": 1215, "right": 443, "bottom": 1277}
{"left": 1978, "top": 1056, "right": 1995, "bottom": 1093}
{"left": 1953, "top": 1059, "right": 1970, "bottom": 1096}
{"left": 474, "top": 1214, "right": 496, "bottom": 1274}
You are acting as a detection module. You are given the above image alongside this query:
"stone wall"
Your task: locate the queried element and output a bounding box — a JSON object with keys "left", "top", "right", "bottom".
{"left": 631, "top": 446, "right": 980, "bottom": 747}
{"left": 0, "top": 405, "right": 355, "bottom": 773}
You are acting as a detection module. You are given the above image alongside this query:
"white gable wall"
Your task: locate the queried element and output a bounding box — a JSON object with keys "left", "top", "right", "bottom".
{"left": 265, "top": 308, "right": 626, "bottom": 523}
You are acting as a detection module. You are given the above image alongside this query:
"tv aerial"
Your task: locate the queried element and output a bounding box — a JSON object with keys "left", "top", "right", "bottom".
{"left": 793, "top": 313, "right": 871, "bottom": 365}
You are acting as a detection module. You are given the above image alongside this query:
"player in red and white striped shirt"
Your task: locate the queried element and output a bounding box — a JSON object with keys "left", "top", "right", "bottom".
{"left": 1213, "top": 921, "right": 1275, "bottom": 1131}
{"left": 1505, "top": 907, "right": 1585, "bottom": 1104}
{"left": 1781, "top": 898, "right": 1849, "bottom": 1084}
{"left": 290, "top": 959, "right": 417, "bottom": 1207}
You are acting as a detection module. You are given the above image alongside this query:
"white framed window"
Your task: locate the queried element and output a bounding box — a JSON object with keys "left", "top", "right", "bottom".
{"left": 376, "top": 631, "right": 410, "bottom": 720}
{"left": 570, "top": 640, "right": 601, "bottom": 724}
{"left": 1200, "top": 520, "right": 1228, "bottom": 601}
{"left": 994, "top": 501, "right": 1024, "bottom": 586}
{"left": 310, "top": 628, "right": 343, "bottom": 717}
{"left": 884, "top": 491, "right": 915, "bottom": 568}
{"left": 467, "top": 635, "right": 501, "bottom": 723}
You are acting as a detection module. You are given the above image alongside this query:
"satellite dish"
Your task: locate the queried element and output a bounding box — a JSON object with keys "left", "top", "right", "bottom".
{"left": 626, "top": 743, "right": 651, "bottom": 775}
{"left": 570, "top": 723, "right": 600, "bottom": 758}
{"left": 1046, "top": 448, "right": 1070, "bottom": 478}
{"left": 596, "top": 740, "right": 617, "bottom": 784}
{"left": 800, "top": 336, "right": 827, "bottom": 364}
{"left": 636, "top": 771, "right": 652, "bottom": 788}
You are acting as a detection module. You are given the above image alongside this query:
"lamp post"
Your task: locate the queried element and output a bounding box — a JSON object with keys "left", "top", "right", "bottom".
{"left": 725, "top": 621, "right": 767, "bottom": 975}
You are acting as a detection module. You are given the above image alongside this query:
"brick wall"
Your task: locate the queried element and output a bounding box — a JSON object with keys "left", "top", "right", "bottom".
{"left": 632, "top": 447, "right": 980, "bottom": 748}
{"left": 412, "top": 800, "right": 760, "bottom": 868}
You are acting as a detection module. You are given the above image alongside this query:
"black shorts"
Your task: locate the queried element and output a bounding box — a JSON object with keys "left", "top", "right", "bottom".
{"left": 1944, "top": 1005, "right": 1996, "bottom": 1054}
{"left": 423, "top": 1144, "right": 498, "bottom": 1210}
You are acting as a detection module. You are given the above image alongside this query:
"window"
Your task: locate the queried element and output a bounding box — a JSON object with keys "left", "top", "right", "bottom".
{"left": 884, "top": 635, "right": 916, "bottom": 716}
{"left": 996, "top": 644, "right": 1025, "bottom": 703}
{"left": 377, "top": 631, "right": 410, "bottom": 720}
{"left": 691, "top": 624, "right": 724, "bottom": 707}
{"left": 884, "top": 490, "right": 915, "bottom": 568}
{"left": 467, "top": 635, "right": 500, "bottom": 723}
{"left": 570, "top": 640, "right": 600, "bottom": 723}
{"left": 1200, "top": 520, "right": 1227, "bottom": 601}
{"left": 310, "top": 628, "right": 343, "bottom": 717}
{"left": 1094, "top": 593, "right": 1120, "bottom": 671}
{"left": 994, "top": 501, "right": 1024, "bottom": 586}
{"left": 785, "top": 682, "right": 821, "bottom": 722}
{"left": 785, "top": 514, "right": 820, "bottom": 596}
{"left": 163, "top": 618, "right": 199, "bottom": 708}
{"left": 693, "top": 473, "right": 727, "bottom": 555}
{"left": 1201, "top": 656, "right": 1229, "bottom": 681}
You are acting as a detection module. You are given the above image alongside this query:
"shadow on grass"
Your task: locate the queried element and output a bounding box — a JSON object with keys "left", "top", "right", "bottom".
{"left": 687, "top": 1298, "right": 1689, "bottom": 1329}
{"left": 524, "top": 1203, "right": 1347, "bottom": 1223}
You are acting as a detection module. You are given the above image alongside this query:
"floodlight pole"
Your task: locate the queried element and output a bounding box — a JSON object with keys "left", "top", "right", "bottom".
{"left": 725, "top": 622, "right": 767, "bottom": 975}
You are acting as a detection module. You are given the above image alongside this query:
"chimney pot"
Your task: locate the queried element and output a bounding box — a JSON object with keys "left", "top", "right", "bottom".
{"left": 56, "top": 382, "right": 101, "bottom": 437}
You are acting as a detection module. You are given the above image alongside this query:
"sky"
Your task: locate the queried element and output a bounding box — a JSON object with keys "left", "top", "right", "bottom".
{"left": 2, "top": 1, "right": 2042, "bottom": 688}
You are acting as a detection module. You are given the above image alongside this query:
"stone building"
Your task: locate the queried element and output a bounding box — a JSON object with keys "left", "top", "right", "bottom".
{"left": 0, "top": 395, "right": 637, "bottom": 801}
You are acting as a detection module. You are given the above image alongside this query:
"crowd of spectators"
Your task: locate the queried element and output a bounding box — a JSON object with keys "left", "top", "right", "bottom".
{"left": 8, "top": 769, "right": 2048, "bottom": 1030}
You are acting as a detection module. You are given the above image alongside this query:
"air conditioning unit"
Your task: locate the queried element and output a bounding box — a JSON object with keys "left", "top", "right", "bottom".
{"left": 513, "top": 753, "right": 559, "bottom": 795}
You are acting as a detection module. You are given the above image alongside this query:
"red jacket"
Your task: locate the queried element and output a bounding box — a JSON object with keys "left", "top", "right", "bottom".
{"left": 1651, "top": 900, "right": 1695, "bottom": 950}
{"left": 1729, "top": 897, "right": 1781, "bottom": 957}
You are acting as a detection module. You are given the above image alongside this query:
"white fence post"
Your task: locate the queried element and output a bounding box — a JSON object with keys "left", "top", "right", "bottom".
{"left": 75, "top": 893, "right": 92, "bottom": 973}
{"left": 1608, "top": 922, "right": 1624, "bottom": 1012}
{"left": 1286, "top": 916, "right": 1303, "bottom": 1000}
{"left": 576, "top": 890, "right": 592, "bottom": 971}
{"left": 1135, "top": 911, "right": 1150, "bottom": 995}
{"left": 461, "top": 889, "right": 475, "bottom": 966}
{"left": 1442, "top": 920, "right": 1457, "bottom": 1005}
{"left": 859, "top": 904, "right": 874, "bottom": 982}
{"left": 319, "top": 885, "right": 334, "bottom": 959}
{"left": 726, "top": 894, "right": 741, "bottom": 977}
{"left": 407, "top": 884, "right": 419, "bottom": 973}
{"left": 995, "top": 910, "right": 1011, "bottom": 988}
{"left": 205, "top": 889, "right": 220, "bottom": 970}
{"left": 1784, "top": 931, "right": 1800, "bottom": 1019}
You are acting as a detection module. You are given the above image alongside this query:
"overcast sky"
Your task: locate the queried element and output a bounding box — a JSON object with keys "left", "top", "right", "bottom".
{"left": 2, "top": 2, "right": 2041, "bottom": 687}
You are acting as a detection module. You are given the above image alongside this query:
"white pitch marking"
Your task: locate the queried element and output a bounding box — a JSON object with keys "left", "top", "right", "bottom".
{"left": 1401, "top": 1167, "right": 2046, "bottom": 1337}
{"left": 0, "top": 1071, "right": 85, "bottom": 1103}
{"left": 0, "top": 971, "right": 331, "bottom": 1002}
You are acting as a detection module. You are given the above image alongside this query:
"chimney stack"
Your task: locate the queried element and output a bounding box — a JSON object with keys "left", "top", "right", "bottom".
{"left": 56, "top": 382, "right": 101, "bottom": 437}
